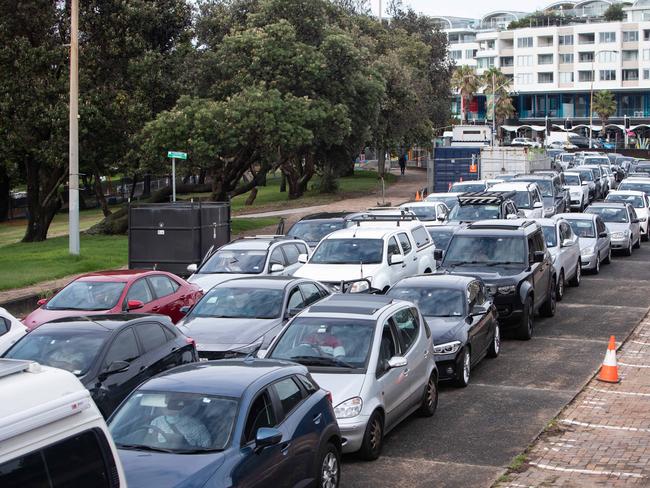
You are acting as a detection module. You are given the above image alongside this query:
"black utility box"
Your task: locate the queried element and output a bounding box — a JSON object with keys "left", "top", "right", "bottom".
{"left": 128, "top": 202, "right": 230, "bottom": 276}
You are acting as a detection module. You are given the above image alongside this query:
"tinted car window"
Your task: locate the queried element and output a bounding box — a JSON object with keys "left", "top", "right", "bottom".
{"left": 104, "top": 328, "right": 140, "bottom": 365}
{"left": 300, "top": 283, "right": 324, "bottom": 306}
{"left": 282, "top": 244, "right": 300, "bottom": 264}
{"left": 148, "top": 275, "right": 178, "bottom": 298}
{"left": 377, "top": 324, "right": 398, "bottom": 376}
{"left": 135, "top": 322, "right": 168, "bottom": 353}
{"left": 398, "top": 233, "right": 413, "bottom": 254}
{"left": 392, "top": 308, "right": 418, "bottom": 352}
{"left": 0, "top": 317, "right": 8, "bottom": 335}
{"left": 586, "top": 206, "right": 629, "bottom": 223}
{"left": 287, "top": 287, "right": 305, "bottom": 311}
{"left": 445, "top": 236, "right": 525, "bottom": 265}
{"left": 411, "top": 226, "right": 432, "bottom": 248}
{"left": 568, "top": 219, "right": 596, "bottom": 238}
{"left": 127, "top": 279, "right": 153, "bottom": 304}
{"left": 273, "top": 377, "right": 304, "bottom": 418}
{"left": 244, "top": 391, "right": 277, "bottom": 443}
{"left": 297, "top": 374, "right": 318, "bottom": 395}
{"left": 269, "top": 248, "right": 287, "bottom": 266}
{"left": 542, "top": 226, "right": 557, "bottom": 248}
{"left": 388, "top": 287, "right": 465, "bottom": 317}
{"left": 387, "top": 237, "right": 401, "bottom": 257}
{"left": 46, "top": 281, "right": 126, "bottom": 311}
{"left": 310, "top": 239, "right": 383, "bottom": 265}
{"left": 191, "top": 287, "right": 284, "bottom": 319}
{"left": 0, "top": 450, "right": 49, "bottom": 487}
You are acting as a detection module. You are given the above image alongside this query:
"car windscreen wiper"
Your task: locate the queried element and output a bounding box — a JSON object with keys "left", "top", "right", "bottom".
{"left": 484, "top": 261, "right": 523, "bottom": 266}
{"left": 116, "top": 443, "right": 177, "bottom": 453}
{"left": 289, "top": 355, "right": 356, "bottom": 368}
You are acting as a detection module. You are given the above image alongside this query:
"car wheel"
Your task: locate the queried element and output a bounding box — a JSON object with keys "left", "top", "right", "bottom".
{"left": 418, "top": 373, "right": 438, "bottom": 417}
{"left": 359, "top": 411, "right": 384, "bottom": 461}
{"left": 625, "top": 240, "right": 633, "bottom": 256}
{"left": 569, "top": 262, "right": 581, "bottom": 287}
{"left": 516, "top": 296, "right": 534, "bottom": 340}
{"left": 603, "top": 247, "right": 612, "bottom": 264}
{"left": 643, "top": 228, "right": 649, "bottom": 242}
{"left": 540, "top": 277, "right": 557, "bottom": 317}
{"left": 556, "top": 270, "right": 565, "bottom": 302}
{"left": 487, "top": 323, "right": 500, "bottom": 358}
{"left": 318, "top": 443, "right": 340, "bottom": 488}
{"left": 634, "top": 234, "right": 641, "bottom": 249}
{"left": 594, "top": 254, "right": 601, "bottom": 274}
{"left": 455, "top": 347, "right": 471, "bottom": 387}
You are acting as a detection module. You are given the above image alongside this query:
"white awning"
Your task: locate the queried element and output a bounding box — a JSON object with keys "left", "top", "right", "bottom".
{"left": 501, "top": 124, "right": 547, "bottom": 132}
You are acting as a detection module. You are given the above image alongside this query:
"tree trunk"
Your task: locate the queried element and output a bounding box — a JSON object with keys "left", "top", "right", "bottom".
{"left": 198, "top": 169, "right": 206, "bottom": 185}
{"left": 93, "top": 167, "right": 111, "bottom": 217}
{"left": 129, "top": 173, "right": 138, "bottom": 201}
{"left": 279, "top": 174, "right": 286, "bottom": 192}
{"left": 0, "top": 166, "right": 10, "bottom": 222}
{"left": 245, "top": 187, "right": 258, "bottom": 205}
{"left": 22, "top": 159, "right": 65, "bottom": 242}
{"left": 142, "top": 174, "right": 151, "bottom": 198}
{"left": 377, "top": 146, "right": 386, "bottom": 176}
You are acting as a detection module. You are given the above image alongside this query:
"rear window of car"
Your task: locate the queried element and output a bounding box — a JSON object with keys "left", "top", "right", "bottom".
{"left": 411, "top": 226, "right": 432, "bottom": 249}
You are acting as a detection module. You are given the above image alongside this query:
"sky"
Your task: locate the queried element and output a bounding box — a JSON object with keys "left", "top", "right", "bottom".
{"left": 369, "top": 0, "right": 545, "bottom": 19}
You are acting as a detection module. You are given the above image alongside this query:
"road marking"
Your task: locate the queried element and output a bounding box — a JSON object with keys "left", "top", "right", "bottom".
{"left": 562, "top": 418, "right": 650, "bottom": 432}
{"left": 529, "top": 462, "right": 645, "bottom": 479}
{"left": 632, "top": 340, "right": 650, "bottom": 346}
{"left": 588, "top": 387, "right": 650, "bottom": 397}
{"left": 471, "top": 383, "right": 576, "bottom": 394}
{"left": 582, "top": 400, "right": 606, "bottom": 405}
{"left": 533, "top": 336, "right": 607, "bottom": 344}
{"left": 586, "top": 277, "right": 650, "bottom": 283}
{"left": 559, "top": 302, "right": 648, "bottom": 311}
{"left": 619, "top": 361, "right": 650, "bottom": 368}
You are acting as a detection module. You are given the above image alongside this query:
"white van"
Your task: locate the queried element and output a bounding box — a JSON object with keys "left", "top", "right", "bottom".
{"left": 0, "top": 359, "right": 126, "bottom": 487}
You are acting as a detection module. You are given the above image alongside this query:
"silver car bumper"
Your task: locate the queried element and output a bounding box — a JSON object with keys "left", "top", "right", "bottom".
{"left": 581, "top": 253, "right": 598, "bottom": 270}
{"left": 338, "top": 414, "right": 371, "bottom": 453}
{"left": 610, "top": 237, "right": 631, "bottom": 250}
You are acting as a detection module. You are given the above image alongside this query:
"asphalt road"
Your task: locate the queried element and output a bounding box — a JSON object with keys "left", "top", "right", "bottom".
{"left": 343, "top": 244, "right": 650, "bottom": 488}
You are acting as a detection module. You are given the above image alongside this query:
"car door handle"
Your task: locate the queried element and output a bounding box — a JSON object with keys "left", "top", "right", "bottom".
{"left": 280, "top": 442, "right": 290, "bottom": 455}
{"left": 413, "top": 257, "right": 417, "bottom": 261}
{"left": 313, "top": 413, "right": 322, "bottom": 425}
{"left": 151, "top": 306, "right": 160, "bottom": 312}
{"left": 424, "top": 349, "right": 429, "bottom": 359}
{"left": 171, "top": 346, "right": 178, "bottom": 352}
{"left": 402, "top": 368, "right": 409, "bottom": 377}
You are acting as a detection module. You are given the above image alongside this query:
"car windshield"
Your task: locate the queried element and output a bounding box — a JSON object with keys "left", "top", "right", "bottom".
{"left": 444, "top": 236, "right": 526, "bottom": 265}
{"left": 520, "top": 180, "right": 552, "bottom": 196}
{"left": 567, "top": 219, "right": 596, "bottom": 238}
{"left": 564, "top": 174, "right": 581, "bottom": 186}
{"left": 606, "top": 194, "right": 644, "bottom": 208}
{"left": 586, "top": 207, "right": 629, "bottom": 223}
{"left": 45, "top": 281, "right": 125, "bottom": 311}
{"left": 310, "top": 238, "right": 383, "bottom": 265}
{"left": 510, "top": 191, "right": 532, "bottom": 209}
{"left": 403, "top": 206, "right": 437, "bottom": 221}
{"left": 619, "top": 182, "right": 650, "bottom": 195}
{"left": 269, "top": 317, "right": 374, "bottom": 370}
{"left": 562, "top": 155, "right": 575, "bottom": 162}
{"left": 287, "top": 220, "right": 346, "bottom": 243}
{"left": 199, "top": 249, "right": 267, "bottom": 274}
{"left": 109, "top": 391, "right": 238, "bottom": 453}
{"left": 427, "top": 228, "right": 454, "bottom": 250}
{"left": 634, "top": 166, "right": 650, "bottom": 175}
{"left": 451, "top": 183, "right": 485, "bottom": 193}
{"left": 542, "top": 226, "right": 558, "bottom": 248}
{"left": 387, "top": 287, "right": 465, "bottom": 317}
{"left": 189, "top": 287, "right": 283, "bottom": 319}
{"left": 436, "top": 196, "right": 460, "bottom": 209}
{"left": 586, "top": 158, "right": 609, "bottom": 165}
{"left": 448, "top": 204, "right": 500, "bottom": 222}
{"left": 4, "top": 328, "right": 108, "bottom": 376}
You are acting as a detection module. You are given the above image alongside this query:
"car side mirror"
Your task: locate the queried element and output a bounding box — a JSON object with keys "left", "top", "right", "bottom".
{"left": 298, "top": 254, "right": 308, "bottom": 264}
{"left": 632, "top": 218, "right": 640, "bottom": 223}
{"left": 255, "top": 427, "right": 283, "bottom": 451}
{"left": 599, "top": 231, "right": 608, "bottom": 238}
{"left": 470, "top": 304, "right": 488, "bottom": 316}
{"left": 533, "top": 251, "right": 545, "bottom": 263}
{"left": 270, "top": 263, "right": 285, "bottom": 273}
{"left": 179, "top": 305, "right": 191, "bottom": 315}
{"left": 186, "top": 263, "right": 198, "bottom": 274}
{"left": 433, "top": 249, "right": 444, "bottom": 261}
{"left": 533, "top": 201, "right": 543, "bottom": 209}
{"left": 99, "top": 360, "right": 129, "bottom": 381}
{"left": 389, "top": 254, "right": 404, "bottom": 265}
{"left": 582, "top": 182, "right": 589, "bottom": 186}
{"left": 37, "top": 298, "right": 48, "bottom": 306}
{"left": 437, "top": 215, "right": 446, "bottom": 222}
{"left": 506, "top": 214, "right": 518, "bottom": 220}
{"left": 127, "top": 299, "right": 144, "bottom": 311}
{"left": 387, "top": 356, "right": 408, "bottom": 369}
{"left": 561, "top": 239, "right": 574, "bottom": 248}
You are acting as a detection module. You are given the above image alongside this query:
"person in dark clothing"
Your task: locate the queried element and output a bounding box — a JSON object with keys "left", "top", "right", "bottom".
{"left": 398, "top": 154, "right": 406, "bottom": 175}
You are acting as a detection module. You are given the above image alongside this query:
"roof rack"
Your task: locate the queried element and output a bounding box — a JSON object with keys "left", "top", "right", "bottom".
{"left": 468, "top": 219, "right": 536, "bottom": 230}
{"left": 351, "top": 212, "right": 418, "bottom": 227}
{"left": 0, "top": 359, "right": 35, "bottom": 379}
{"left": 457, "top": 191, "right": 516, "bottom": 206}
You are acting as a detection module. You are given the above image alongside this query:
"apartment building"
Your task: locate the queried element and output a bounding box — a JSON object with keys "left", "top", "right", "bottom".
{"left": 437, "top": 0, "right": 650, "bottom": 127}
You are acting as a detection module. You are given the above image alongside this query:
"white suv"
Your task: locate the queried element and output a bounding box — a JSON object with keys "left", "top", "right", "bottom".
{"left": 606, "top": 190, "right": 650, "bottom": 241}
{"left": 294, "top": 223, "right": 435, "bottom": 292}
{"left": 490, "top": 182, "right": 545, "bottom": 218}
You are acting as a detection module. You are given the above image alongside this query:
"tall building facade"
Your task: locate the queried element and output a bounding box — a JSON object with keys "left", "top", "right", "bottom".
{"left": 437, "top": 1, "right": 650, "bottom": 130}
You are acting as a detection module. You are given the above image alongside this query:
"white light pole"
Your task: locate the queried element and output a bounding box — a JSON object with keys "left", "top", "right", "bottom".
{"left": 69, "top": 0, "right": 80, "bottom": 255}
{"left": 589, "top": 49, "right": 618, "bottom": 149}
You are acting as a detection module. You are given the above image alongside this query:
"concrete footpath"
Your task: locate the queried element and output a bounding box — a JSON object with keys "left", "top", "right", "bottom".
{"left": 498, "top": 311, "right": 650, "bottom": 487}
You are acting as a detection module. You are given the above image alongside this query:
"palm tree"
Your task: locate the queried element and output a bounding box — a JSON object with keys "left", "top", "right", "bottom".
{"left": 481, "top": 67, "right": 512, "bottom": 121}
{"left": 592, "top": 90, "right": 616, "bottom": 137}
{"left": 451, "top": 65, "right": 479, "bottom": 123}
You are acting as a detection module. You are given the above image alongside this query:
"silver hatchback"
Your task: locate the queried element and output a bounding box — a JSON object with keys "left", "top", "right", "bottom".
{"left": 266, "top": 294, "right": 437, "bottom": 460}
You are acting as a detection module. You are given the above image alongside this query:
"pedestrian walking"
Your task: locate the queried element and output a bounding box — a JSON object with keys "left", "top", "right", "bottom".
{"left": 398, "top": 154, "right": 406, "bottom": 175}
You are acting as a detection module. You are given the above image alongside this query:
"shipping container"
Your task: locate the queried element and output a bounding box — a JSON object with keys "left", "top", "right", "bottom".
{"left": 428, "top": 147, "right": 481, "bottom": 193}
{"left": 128, "top": 202, "right": 230, "bottom": 276}
{"left": 480, "top": 147, "right": 552, "bottom": 180}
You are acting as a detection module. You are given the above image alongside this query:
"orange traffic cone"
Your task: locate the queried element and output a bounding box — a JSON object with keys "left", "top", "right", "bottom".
{"left": 597, "top": 336, "right": 620, "bottom": 383}
{"left": 415, "top": 191, "right": 422, "bottom": 202}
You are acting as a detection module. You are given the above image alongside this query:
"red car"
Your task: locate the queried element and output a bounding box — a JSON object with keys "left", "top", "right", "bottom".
{"left": 23, "top": 270, "right": 202, "bottom": 330}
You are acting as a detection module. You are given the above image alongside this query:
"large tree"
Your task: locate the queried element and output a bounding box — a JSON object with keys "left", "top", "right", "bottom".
{"left": 451, "top": 65, "right": 479, "bottom": 123}
{"left": 592, "top": 90, "right": 616, "bottom": 137}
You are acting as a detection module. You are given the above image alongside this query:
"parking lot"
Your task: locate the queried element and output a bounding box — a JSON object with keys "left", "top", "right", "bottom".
{"left": 344, "top": 245, "right": 650, "bottom": 487}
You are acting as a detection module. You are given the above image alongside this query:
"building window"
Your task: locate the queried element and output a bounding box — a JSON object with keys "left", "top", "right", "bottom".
{"left": 517, "top": 73, "right": 533, "bottom": 85}
{"left": 517, "top": 37, "right": 533, "bottom": 48}
{"left": 579, "top": 51, "right": 594, "bottom": 63}
{"left": 538, "top": 72, "right": 554, "bottom": 83}
{"left": 465, "top": 49, "right": 477, "bottom": 59}
{"left": 578, "top": 70, "right": 594, "bottom": 82}
{"left": 487, "top": 40, "right": 495, "bottom": 49}
{"left": 477, "top": 57, "right": 495, "bottom": 69}
{"left": 559, "top": 72, "right": 574, "bottom": 83}
{"left": 517, "top": 55, "right": 533, "bottom": 66}
{"left": 623, "top": 50, "right": 639, "bottom": 61}
{"left": 599, "top": 32, "right": 616, "bottom": 43}
{"left": 559, "top": 53, "right": 574, "bottom": 64}
{"left": 643, "top": 69, "right": 650, "bottom": 80}
{"left": 500, "top": 56, "right": 514, "bottom": 67}
{"left": 623, "top": 69, "right": 639, "bottom": 81}
{"left": 643, "top": 49, "right": 650, "bottom": 61}
{"left": 559, "top": 35, "right": 573, "bottom": 45}
{"left": 578, "top": 33, "right": 595, "bottom": 44}
{"left": 600, "top": 70, "right": 616, "bottom": 81}
{"left": 599, "top": 51, "right": 618, "bottom": 62}
{"left": 644, "top": 30, "right": 650, "bottom": 41}
{"left": 623, "top": 31, "right": 639, "bottom": 42}
{"left": 450, "top": 50, "right": 462, "bottom": 60}
{"left": 538, "top": 54, "right": 553, "bottom": 65}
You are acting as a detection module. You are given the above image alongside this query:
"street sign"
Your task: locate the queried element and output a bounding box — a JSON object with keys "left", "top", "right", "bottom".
{"left": 167, "top": 151, "right": 187, "bottom": 160}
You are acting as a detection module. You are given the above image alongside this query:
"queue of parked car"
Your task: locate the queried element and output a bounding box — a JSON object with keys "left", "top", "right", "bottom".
{"left": 2, "top": 150, "right": 649, "bottom": 488}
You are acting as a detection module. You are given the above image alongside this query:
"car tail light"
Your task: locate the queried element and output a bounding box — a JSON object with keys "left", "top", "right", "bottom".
{"left": 325, "top": 391, "right": 333, "bottom": 404}
{"left": 186, "top": 337, "right": 196, "bottom": 347}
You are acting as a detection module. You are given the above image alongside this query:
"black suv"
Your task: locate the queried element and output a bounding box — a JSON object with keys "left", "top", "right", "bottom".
{"left": 286, "top": 212, "right": 360, "bottom": 249}
{"left": 435, "top": 219, "right": 556, "bottom": 340}
{"left": 514, "top": 174, "right": 568, "bottom": 217}
{"left": 445, "top": 191, "right": 522, "bottom": 225}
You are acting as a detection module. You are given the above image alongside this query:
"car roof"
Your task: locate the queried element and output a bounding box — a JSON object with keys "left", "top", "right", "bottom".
{"left": 608, "top": 190, "right": 645, "bottom": 196}
{"left": 536, "top": 218, "right": 559, "bottom": 227}
{"left": 456, "top": 218, "right": 538, "bottom": 234}
{"left": 304, "top": 294, "right": 396, "bottom": 318}
{"left": 34, "top": 314, "right": 164, "bottom": 331}
{"left": 139, "top": 359, "right": 306, "bottom": 398}
{"left": 400, "top": 201, "right": 443, "bottom": 208}
{"left": 76, "top": 269, "right": 161, "bottom": 282}
{"left": 452, "top": 180, "right": 486, "bottom": 186}
{"left": 212, "top": 276, "right": 306, "bottom": 289}
{"left": 587, "top": 202, "right": 628, "bottom": 208}
{"left": 555, "top": 212, "right": 595, "bottom": 221}
{"left": 223, "top": 236, "right": 304, "bottom": 251}
{"left": 490, "top": 182, "right": 537, "bottom": 192}
{"left": 393, "top": 274, "right": 475, "bottom": 289}
{"left": 324, "top": 226, "right": 402, "bottom": 240}
{"left": 514, "top": 174, "right": 554, "bottom": 181}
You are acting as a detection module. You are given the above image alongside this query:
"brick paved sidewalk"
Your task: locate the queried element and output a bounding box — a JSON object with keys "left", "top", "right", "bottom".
{"left": 497, "top": 312, "right": 650, "bottom": 487}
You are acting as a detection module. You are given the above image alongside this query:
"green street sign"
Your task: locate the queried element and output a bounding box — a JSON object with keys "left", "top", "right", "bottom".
{"left": 167, "top": 151, "right": 187, "bottom": 160}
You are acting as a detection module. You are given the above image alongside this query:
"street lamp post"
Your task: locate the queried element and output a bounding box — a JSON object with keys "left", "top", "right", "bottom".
{"left": 589, "top": 49, "right": 618, "bottom": 149}
{"left": 69, "top": 0, "right": 79, "bottom": 255}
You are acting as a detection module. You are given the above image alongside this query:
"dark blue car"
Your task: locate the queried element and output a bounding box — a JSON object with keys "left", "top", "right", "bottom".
{"left": 108, "top": 359, "right": 341, "bottom": 488}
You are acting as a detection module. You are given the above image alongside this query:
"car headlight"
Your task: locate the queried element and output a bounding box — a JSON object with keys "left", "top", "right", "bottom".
{"left": 348, "top": 280, "right": 370, "bottom": 293}
{"left": 334, "top": 397, "right": 363, "bottom": 419}
{"left": 611, "top": 232, "right": 626, "bottom": 239}
{"left": 581, "top": 246, "right": 595, "bottom": 256}
{"left": 639, "top": 217, "right": 647, "bottom": 222}
{"left": 433, "top": 340, "right": 462, "bottom": 355}
{"left": 232, "top": 338, "right": 264, "bottom": 355}
{"left": 497, "top": 285, "right": 517, "bottom": 295}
